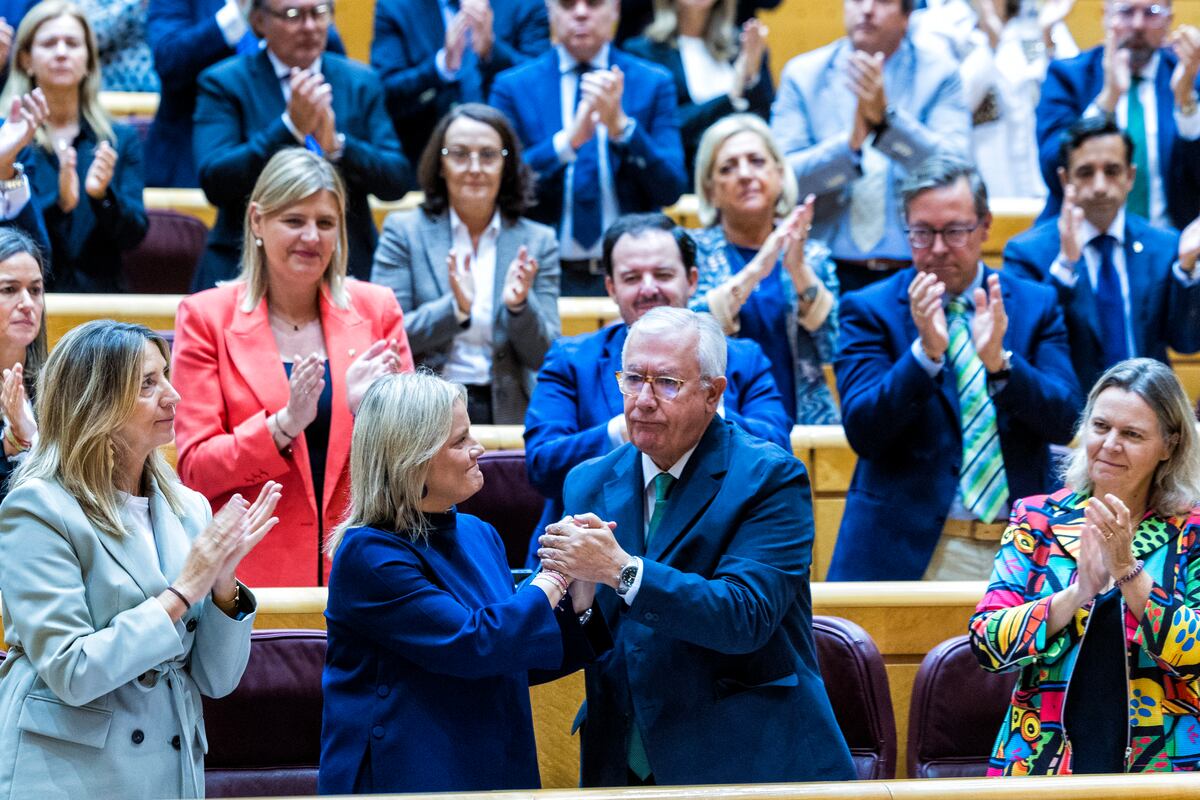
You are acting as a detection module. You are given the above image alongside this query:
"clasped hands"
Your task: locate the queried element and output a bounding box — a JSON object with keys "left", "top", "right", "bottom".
{"left": 538, "top": 513, "right": 627, "bottom": 608}
{"left": 286, "top": 67, "right": 339, "bottom": 155}
{"left": 568, "top": 67, "right": 628, "bottom": 151}
{"left": 908, "top": 271, "right": 1008, "bottom": 373}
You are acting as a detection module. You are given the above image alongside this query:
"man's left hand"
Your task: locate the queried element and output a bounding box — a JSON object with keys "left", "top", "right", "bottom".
{"left": 538, "top": 514, "right": 626, "bottom": 587}
{"left": 580, "top": 67, "right": 628, "bottom": 135}
{"left": 971, "top": 273, "right": 1009, "bottom": 373}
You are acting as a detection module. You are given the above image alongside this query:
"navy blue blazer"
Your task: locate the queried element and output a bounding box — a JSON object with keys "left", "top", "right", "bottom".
{"left": 320, "top": 512, "right": 608, "bottom": 794}
{"left": 193, "top": 50, "right": 411, "bottom": 288}
{"left": 563, "top": 417, "right": 855, "bottom": 785}
{"left": 23, "top": 121, "right": 147, "bottom": 292}
{"left": 489, "top": 47, "right": 686, "bottom": 232}
{"left": 370, "top": 0, "right": 550, "bottom": 163}
{"left": 523, "top": 322, "right": 791, "bottom": 564}
{"left": 1004, "top": 214, "right": 1200, "bottom": 390}
{"left": 145, "top": 0, "right": 344, "bottom": 188}
{"left": 831, "top": 267, "right": 1083, "bottom": 581}
{"left": 1036, "top": 45, "right": 1200, "bottom": 229}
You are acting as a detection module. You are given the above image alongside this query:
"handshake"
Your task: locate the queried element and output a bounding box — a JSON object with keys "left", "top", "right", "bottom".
{"left": 537, "top": 512, "right": 628, "bottom": 589}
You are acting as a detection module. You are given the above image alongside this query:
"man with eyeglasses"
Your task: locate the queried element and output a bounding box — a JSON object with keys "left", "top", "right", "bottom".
{"left": 523, "top": 212, "right": 790, "bottom": 565}
{"left": 1005, "top": 114, "right": 1200, "bottom": 392}
{"left": 535, "top": 305, "right": 855, "bottom": 787}
{"left": 830, "top": 157, "right": 1082, "bottom": 581}
{"left": 490, "top": 0, "right": 686, "bottom": 296}
{"left": 371, "top": 0, "right": 550, "bottom": 165}
{"left": 1036, "top": 0, "right": 1200, "bottom": 229}
{"left": 191, "top": 0, "right": 412, "bottom": 289}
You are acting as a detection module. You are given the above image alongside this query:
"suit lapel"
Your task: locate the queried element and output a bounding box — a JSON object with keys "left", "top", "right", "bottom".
{"left": 645, "top": 419, "right": 728, "bottom": 561}
{"left": 1155, "top": 54, "right": 1176, "bottom": 180}
{"left": 599, "top": 325, "right": 627, "bottom": 418}
{"left": 537, "top": 52, "right": 565, "bottom": 143}
{"left": 321, "top": 289, "right": 372, "bottom": 512}
{"left": 148, "top": 480, "right": 190, "bottom": 590}
{"left": 493, "top": 221, "right": 518, "bottom": 325}
{"left": 602, "top": 446, "right": 644, "bottom": 558}
{"left": 424, "top": 214, "right": 453, "bottom": 297}
{"left": 90, "top": 491, "right": 169, "bottom": 602}
{"left": 1123, "top": 218, "right": 1151, "bottom": 354}
{"left": 251, "top": 49, "right": 286, "bottom": 121}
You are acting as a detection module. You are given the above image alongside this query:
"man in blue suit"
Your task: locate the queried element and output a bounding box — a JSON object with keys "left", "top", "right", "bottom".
{"left": 1006, "top": 114, "right": 1200, "bottom": 392}
{"left": 536, "top": 306, "right": 854, "bottom": 787}
{"left": 832, "top": 157, "right": 1082, "bottom": 582}
{"left": 1035, "top": 0, "right": 1200, "bottom": 229}
{"left": 146, "top": 0, "right": 346, "bottom": 188}
{"left": 192, "top": 0, "right": 411, "bottom": 288}
{"left": 524, "top": 213, "right": 791, "bottom": 565}
{"left": 490, "top": 0, "right": 685, "bottom": 296}
{"left": 370, "top": 0, "right": 550, "bottom": 164}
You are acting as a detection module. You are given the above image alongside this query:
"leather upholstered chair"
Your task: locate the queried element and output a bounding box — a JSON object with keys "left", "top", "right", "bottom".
{"left": 202, "top": 629, "right": 326, "bottom": 797}
{"left": 457, "top": 449, "right": 545, "bottom": 569}
{"left": 122, "top": 209, "right": 207, "bottom": 293}
{"left": 907, "top": 634, "right": 1018, "bottom": 778}
{"left": 813, "top": 615, "right": 896, "bottom": 779}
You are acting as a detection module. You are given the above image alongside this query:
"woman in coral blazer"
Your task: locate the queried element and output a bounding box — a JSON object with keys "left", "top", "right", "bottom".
{"left": 173, "top": 149, "right": 412, "bottom": 587}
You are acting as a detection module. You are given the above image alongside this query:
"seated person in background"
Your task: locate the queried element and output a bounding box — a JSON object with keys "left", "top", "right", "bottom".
{"left": 490, "top": 0, "right": 685, "bottom": 297}
{"left": 193, "top": 0, "right": 411, "bottom": 289}
{"left": 1035, "top": 0, "right": 1200, "bottom": 229}
{"left": 370, "top": 0, "right": 550, "bottom": 164}
{"left": 372, "top": 104, "right": 559, "bottom": 425}
{"left": 0, "top": 88, "right": 52, "bottom": 257}
{"left": 614, "top": 0, "right": 779, "bottom": 44}
{"left": 536, "top": 307, "right": 855, "bottom": 786}
{"left": 771, "top": 0, "right": 969, "bottom": 293}
{"left": 972, "top": 358, "right": 1200, "bottom": 775}
{"left": 0, "top": 227, "right": 45, "bottom": 506}
{"left": 146, "top": 0, "right": 346, "bottom": 188}
{"left": 625, "top": 0, "right": 772, "bottom": 183}
{"left": 1004, "top": 115, "right": 1200, "bottom": 391}
{"left": 832, "top": 157, "right": 1082, "bottom": 581}
{"left": 524, "top": 212, "right": 790, "bottom": 564}
{"left": 2, "top": 1, "right": 147, "bottom": 292}
{"left": 72, "top": 0, "right": 160, "bottom": 91}
{"left": 689, "top": 114, "right": 840, "bottom": 424}
{"left": 320, "top": 372, "right": 608, "bottom": 795}
{"left": 172, "top": 148, "right": 413, "bottom": 588}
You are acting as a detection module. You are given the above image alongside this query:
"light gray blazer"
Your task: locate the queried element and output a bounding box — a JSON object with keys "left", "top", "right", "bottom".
{"left": 0, "top": 476, "right": 256, "bottom": 800}
{"left": 371, "top": 208, "right": 561, "bottom": 424}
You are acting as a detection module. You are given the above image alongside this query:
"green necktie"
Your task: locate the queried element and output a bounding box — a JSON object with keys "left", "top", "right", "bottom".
{"left": 947, "top": 298, "right": 1009, "bottom": 522}
{"left": 1127, "top": 76, "right": 1151, "bottom": 218}
{"left": 628, "top": 471, "right": 676, "bottom": 781}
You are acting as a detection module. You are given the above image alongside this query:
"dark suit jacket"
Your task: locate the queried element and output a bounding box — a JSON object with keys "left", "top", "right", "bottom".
{"left": 145, "top": 0, "right": 344, "bottom": 188}
{"left": 1036, "top": 45, "right": 1200, "bottom": 229}
{"left": 489, "top": 47, "right": 686, "bottom": 232}
{"left": 370, "top": 0, "right": 550, "bottom": 163}
{"left": 1003, "top": 214, "right": 1200, "bottom": 390}
{"left": 23, "top": 121, "right": 147, "bottom": 292}
{"left": 623, "top": 35, "right": 772, "bottom": 185}
{"left": 563, "top": 417, "right": 855, "bottom": 785}
{"left": 523, "top": 321, "right": 791, "bottom": 564}
{"left": 192, "top": 49, "right": 411, "bottom": 288}
{"left": 831, "top": 266, "right": 1083, "bottom": 581}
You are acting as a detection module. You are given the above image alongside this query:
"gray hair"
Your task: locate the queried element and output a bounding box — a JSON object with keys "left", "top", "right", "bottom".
{"left": 326, "top": 371, "right": 467, "bottom": 553}
{"left": 694, "top": 114, "right": 798, "bottom": 228}
{"left": 623, "top": 307, "right": 727, "bottom": 381}
{"left": 1061, "top": 358, "right": 1200, "bottom": 517}
{"left": 899, "top": 155, "right": 989, "bottom": 222}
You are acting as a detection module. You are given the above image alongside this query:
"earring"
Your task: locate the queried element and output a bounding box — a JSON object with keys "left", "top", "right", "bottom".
{"left": 254, "top": 237, "right": 263, "bottom": 247}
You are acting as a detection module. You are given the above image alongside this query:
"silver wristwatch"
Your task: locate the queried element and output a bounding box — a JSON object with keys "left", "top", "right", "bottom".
{"left": 615, "top": 558, "right": 639, "bottom": 597}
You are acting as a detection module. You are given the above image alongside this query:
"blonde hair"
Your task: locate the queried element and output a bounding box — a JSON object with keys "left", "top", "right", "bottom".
{"left": 326, "top": 371, "right": 467, "bottom": 553}
{"left": 13, "top": 320, "right": 186, "bottom": 537}
{"left": 694, "top": 114, "right": 797, "bottom": 227}
{"left": 1062, "top": 358, "right": 1200, "bottom": 517}
{"left": 0, "top": 1, "right": 114, "bottom": 151}
{"left": 644, "top": 0, "right": 737, "bottom": 61}
{"left": 236, "top": 148, "right": 350, "bottom": 312}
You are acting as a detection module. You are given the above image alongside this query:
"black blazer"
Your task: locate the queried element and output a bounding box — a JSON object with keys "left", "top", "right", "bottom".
{"left": 193, "top": 49, "right": 412, "bottom": 288}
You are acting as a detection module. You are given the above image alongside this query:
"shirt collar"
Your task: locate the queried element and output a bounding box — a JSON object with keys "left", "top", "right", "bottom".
{"left": 558, "top": 43, "right": 610, "bottom": 74}
{"left": 641, "top": 444, "right": 697, "bottom": 492}
{"left": 448, "top": 207, "right": 502, "bottom": 240}
{"left": 1080, "top": 206, "right": 1126, "bottom": 245}
{"left": 266, "top": 48, "right": 322, "bottom": 82}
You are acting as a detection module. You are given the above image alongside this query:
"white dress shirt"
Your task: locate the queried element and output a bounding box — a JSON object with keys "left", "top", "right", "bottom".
{"left": 442, "top": 208, "right": 500, "bottom": 386}
{"left": 620, "top": 445, "right": 698, "bottom": 605}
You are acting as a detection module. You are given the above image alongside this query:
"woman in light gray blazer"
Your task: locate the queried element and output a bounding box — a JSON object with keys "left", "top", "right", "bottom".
{"left": 0, "top": 320, "right": 281, "bottom": 799}
{"left": 371, "top": 103, "right": 560, "bottom": 424}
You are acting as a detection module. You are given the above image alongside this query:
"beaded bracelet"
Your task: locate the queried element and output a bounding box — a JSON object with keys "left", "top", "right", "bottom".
{"left": 1115, "top": 559, "right": 1145, "bottom": 587}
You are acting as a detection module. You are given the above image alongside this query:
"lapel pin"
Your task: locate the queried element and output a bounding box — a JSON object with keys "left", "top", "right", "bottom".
{"left": 1132, "top": 241, "right": 1143, "bottom": 253}
{"left": 348, "top": 348, "right": 356, "bottom": 357}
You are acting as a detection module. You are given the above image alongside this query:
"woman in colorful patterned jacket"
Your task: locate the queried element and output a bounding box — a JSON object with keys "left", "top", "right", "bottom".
{"left": 970, "top": 357, "right": 1200, "bottom": 776}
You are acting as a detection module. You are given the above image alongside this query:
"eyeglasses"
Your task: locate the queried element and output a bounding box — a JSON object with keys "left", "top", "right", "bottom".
{"left": 615, "top": 371, "right": 692, "bottom": 401}
{"left": 440, "top": 146, "right": 508, "bottom": 170}
{"left": 1110, "top": 3, "right": 1171, "bottom": 27}
{"left": 262, "top": 3, "right": 334, "bottom": 24}
{"left": 905, "top": 223, "right": 982, "bottom": 249}
{"left": 555, "top": 0, "right": 609, "bottom": 9}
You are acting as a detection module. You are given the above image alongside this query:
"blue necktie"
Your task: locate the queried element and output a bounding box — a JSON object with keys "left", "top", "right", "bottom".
{"left": 571, "top": 63, "right": 602, "bottom": 250}
{"left": 1091, "top": 234, "right": 1129, "bottom": 369}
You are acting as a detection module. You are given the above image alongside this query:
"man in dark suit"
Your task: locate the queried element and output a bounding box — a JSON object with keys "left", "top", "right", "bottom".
{"left": 1006, "top": 114, "right": 1200, "bottom": 392}
{"left": 523, "top": 213, "right": 791, "bottom": 564}
{"left": 832, "top": 157, "right": 1082, "bottom": 582}
{"left": 146, "top": 0, "right": 346, "bottom": 188}
{"left": 490, "top": 0, "right": 685, "bottom": 296}
{"left": 192, "top": 0, "right": 411, "bottom": 288}
{"left": 370, "top": 0, "right": 550, "bottom": 164}
{"left": 1036, "top": 0, "right": 1200, "bottom": 229}
{"left": 536, "top": 305, "right": 854, "bottom": 787}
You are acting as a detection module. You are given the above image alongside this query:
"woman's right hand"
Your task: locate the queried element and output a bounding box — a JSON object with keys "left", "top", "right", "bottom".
{"left": 733, "top": 18, "right": 768, "bottom": 96}
{"left": 57, "top": 143, "right": 78, "bottom": 213}
{"left": 280, "top": 353, "right": 325, "bottom": 436}
{"left": 169, "top": 494, "right": 251, "bottom": 608}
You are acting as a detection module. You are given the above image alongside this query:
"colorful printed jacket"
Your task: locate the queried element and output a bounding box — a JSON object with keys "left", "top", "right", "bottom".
{"left": 969, "top": 489, "right": 1200, "bottom": 775}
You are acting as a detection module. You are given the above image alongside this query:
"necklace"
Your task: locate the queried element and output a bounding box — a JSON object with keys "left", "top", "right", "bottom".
{"left": 269, "top": 310, "right": 319, "bottom": 332}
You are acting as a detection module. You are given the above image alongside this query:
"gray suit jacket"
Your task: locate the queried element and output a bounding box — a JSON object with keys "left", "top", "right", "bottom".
{"left": 371, "top": 208, "right": 561, "bottom": 423}
{"left": 0, "top": 477, "right": 256, "bottom": 799}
